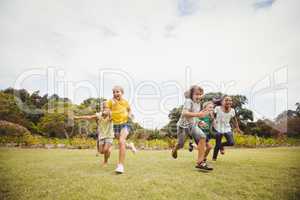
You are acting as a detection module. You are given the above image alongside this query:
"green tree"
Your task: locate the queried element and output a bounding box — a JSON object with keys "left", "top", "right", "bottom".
{"left": 0, "top": 92, "right": 31, "bottom": 128}
{"left": 2, "top": 88, "right": 45, "bottom": 127}
{"left": 296, "top": 102, "right": 300, "bottom": 116}
{"left": 37, "top": 112, "right": 75, "bottom": 139}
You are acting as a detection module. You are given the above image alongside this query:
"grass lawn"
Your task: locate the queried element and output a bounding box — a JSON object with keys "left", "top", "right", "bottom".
{"left": 0, "top": 147, "right": 300, "bottom": 200}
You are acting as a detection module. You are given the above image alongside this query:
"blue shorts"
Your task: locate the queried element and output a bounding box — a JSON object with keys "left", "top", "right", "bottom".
{"left": 206, "top": 134, "right": 211, "bottom": 143}
{"left": 113, "top": 123, "right": 131, "bottom": 137}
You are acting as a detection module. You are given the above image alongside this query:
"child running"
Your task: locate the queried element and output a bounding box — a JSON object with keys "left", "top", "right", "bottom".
{"left": 107, "top": 85, "right": 136, "bottom": 174}
{"left": 212, "top": 95, "right": 241, "bottom": 161}
{"left": 74, "top": 102, "right": 114, "bottom": 166}
{"left": 189, "top": 101, "right": 214, "bottom": 164}
{"left": 171, "top": 85, "right": 213, "bottom": 171}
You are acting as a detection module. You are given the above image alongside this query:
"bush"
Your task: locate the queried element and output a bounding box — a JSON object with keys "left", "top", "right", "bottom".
{"left": 0, "top": 120, "right": 31, "bottom": 137}
{"left": 1, "top": 132, "right": 299, "bottom": 149}
{"left": 287, "top": 117, "right": 300, "bottom": 137}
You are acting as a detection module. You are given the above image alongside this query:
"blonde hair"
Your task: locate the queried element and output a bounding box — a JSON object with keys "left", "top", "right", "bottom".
{"left": 184, "top": 85, "right": 204, "bottom": 99}
{"left": 112, "top": 85, "right": 124, "bottom": 94}
{"left": 203, "top": 101, "right": 214, "bottom": 109}
{"left": 100, "top": 101, "right": 108, "bottom": 111}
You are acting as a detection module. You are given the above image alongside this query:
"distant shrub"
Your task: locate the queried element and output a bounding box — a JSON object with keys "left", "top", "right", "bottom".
{"left": 133, "top": 128, "right": 165, "bottom": 140}
{"left": 1, "top": 132, "right": 299, "bottom": 149}
{"left": 0, "top": 120, "right": 31, "bottom": 137}
{"left": 69, "top": 136, "right": 96, "bottom": 149}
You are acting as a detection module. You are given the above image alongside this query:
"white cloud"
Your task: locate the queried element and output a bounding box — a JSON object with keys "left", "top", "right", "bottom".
{"left": 0, "top": 0, "right": 299, "bottom": 128}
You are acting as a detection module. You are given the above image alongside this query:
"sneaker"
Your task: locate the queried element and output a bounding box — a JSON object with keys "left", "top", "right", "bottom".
{"left": 188, "top": 142, "right": 193, "bottom": 152}
{"left": 129, "top": 142, "right": 137, "bottom": 154}
{"left": 220, "top": 149, "right": 225, "bottom": 155}
{"left": 195, "top": 161, "right": 213, "bottom": 171}
{"left": 171, "top": 148, "right": 178, "bottom": 159}
{"left": 115, "top": 164, "right": 124, "bottom": 174}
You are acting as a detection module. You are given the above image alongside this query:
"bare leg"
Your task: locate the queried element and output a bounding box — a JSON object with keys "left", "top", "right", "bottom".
{"left": 172, "top": 127, "right": 187, "bottom": 159}
{"left": 125, "top": 142, "right": 137, "bottom": 153}
{"left": 118, "top": 128, "right": 129, "bottom": 165}
{"left": 103, "top": 144, "right": 112, "bottom": 164}
{"left": 197, "top": 139, "right": 206, "bottom": 164}
{"left": 99, "top": 143, "right": 105, "bottom": 154}
{"left": 204, "top": 143, "right": 212, "bottom": 160}
{"left": 95, "top": 139, "right": 101, "bottom": 156}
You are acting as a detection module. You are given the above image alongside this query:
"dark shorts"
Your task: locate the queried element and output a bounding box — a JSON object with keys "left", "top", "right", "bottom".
{"left": 113, "top": 123, "right": 131, "bottom": 137}
{"left": 205, "top": 133, "right": 211, "bottom": 143}
{"left": 201, "top": 129, "right": 211, "bottom": 143}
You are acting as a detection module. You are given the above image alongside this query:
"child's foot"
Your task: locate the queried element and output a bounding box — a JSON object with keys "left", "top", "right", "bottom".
{"left": 212, "top": 158, "right": 217, "bottom": 161}
{"left": 115, "top": 164, "right": 124, "bottom": 174}
{"left": 195, "top": 161, "right": 213, "bottom": 171}
{"left": 101, "top": 162, "right": 108, "bottom": 167}
{"left": 128, "top": 142, "right": 137, "bottom": 154}
{"left": 171, "top": 148, "right": 178, "bottom": 159}
{"left": 220, "top": 148, "right": 225, "bottom": 155}
{"left": 188, "top": 142, "right": 193, "bottom": 152}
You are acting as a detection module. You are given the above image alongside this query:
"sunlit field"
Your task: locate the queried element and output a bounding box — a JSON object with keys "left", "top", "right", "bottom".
{"left": 0, "top": 147, "right": 299, "bottom": 200}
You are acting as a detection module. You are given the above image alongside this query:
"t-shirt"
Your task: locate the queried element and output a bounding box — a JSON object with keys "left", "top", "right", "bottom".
{"left": 95, "top": 112, "right": 114, "bottom": 139}
{"left": 107, "top": 98, "right": 130, "bottom": 125}
{"left": 177, "top": 98, "right": 202, "bottom": 128}
{"left": 195, "top": 115, "right": 212, "bottom": 134}
{"left": 214, "top": 106, "right": 235, "bottom": 133}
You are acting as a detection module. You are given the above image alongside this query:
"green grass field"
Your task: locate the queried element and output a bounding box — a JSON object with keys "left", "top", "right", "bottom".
{"left": 0, "top": 147, "right": 299, "bottom": 200}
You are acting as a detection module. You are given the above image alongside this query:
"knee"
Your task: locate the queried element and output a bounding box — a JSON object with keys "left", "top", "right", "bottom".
{"left": 106, "top": 145, "right": 112, "bottom": 152}
{"left": 119, "top": 139, "right": 126, "bottom": 146}
{"left": 103, "top": 147, "right": 108, "bottom": 153}
{"left": 206, "top": 144, "right": 212, "bottom": 150}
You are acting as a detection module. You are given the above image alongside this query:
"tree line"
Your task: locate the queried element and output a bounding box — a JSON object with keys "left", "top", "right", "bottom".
{"left": 0, "top": 88, "right": 299, "bottom": 140}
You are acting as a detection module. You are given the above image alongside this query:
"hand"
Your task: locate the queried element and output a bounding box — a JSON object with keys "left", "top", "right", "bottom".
{"left": 198, "top": 121, "right": 207, "bottom": 128}
{"left": 129, "top": 113, "right": 135, "bottom": 121}
{"left": 197, "top": 110, "right": 209, "bottom": 117}
{"left": 236, "top": 128, "right": 243, "bottom": 134}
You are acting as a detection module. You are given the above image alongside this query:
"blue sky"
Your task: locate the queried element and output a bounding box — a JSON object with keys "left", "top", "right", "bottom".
{"left": 0, "top": 0, "right": 299, "bottom": 128}
{"left": 254, "top": 0, "right": 275, "bottom": 9}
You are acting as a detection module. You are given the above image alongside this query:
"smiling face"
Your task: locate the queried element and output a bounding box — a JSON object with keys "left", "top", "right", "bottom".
{"left": 222, "top": 96, "right": 233, "bottom": 109}
{"left": 112, "top": 86, "right": 123, "bottom": 100}
{"left": 205, "top": 103, "right": 214, "bottom": 112}
{"left": 192, "top": 89, "right": 203, "bottom": 103}
{"left": 101, "top": 103, "right": 110, "bottom": 117}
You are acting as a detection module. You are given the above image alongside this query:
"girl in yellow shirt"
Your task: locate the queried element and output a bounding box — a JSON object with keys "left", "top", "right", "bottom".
{"left": 107, "top": 86, "right": 136, "bottom": 174}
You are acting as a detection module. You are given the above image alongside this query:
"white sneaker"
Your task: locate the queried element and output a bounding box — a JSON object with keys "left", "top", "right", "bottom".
{"left": 129, "top": 142, "right": 137, "bottom": 154}
{"left": 115, "top": 164, "right": 124, "bottom": 174}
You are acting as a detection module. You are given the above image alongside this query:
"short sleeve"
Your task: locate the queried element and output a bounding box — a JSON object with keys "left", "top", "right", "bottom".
{"left": 231, "top": 109, "right": 236, "bottom": 117}
{"left": 182, "top": 99, "right": 192, "bottom": 111}
{"left": 214, "top": 106, "right": 219, "bottom": 114}
{"left": 95, "top": 112, "right": 101, "bottom": 119}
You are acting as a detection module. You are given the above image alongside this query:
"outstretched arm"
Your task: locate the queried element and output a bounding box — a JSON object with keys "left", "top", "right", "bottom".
{"left": 182, "top": 109, "right": 209, "bottom": 118}
{"left": 74, "top": 114, "right": 97, "bottom": 120}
